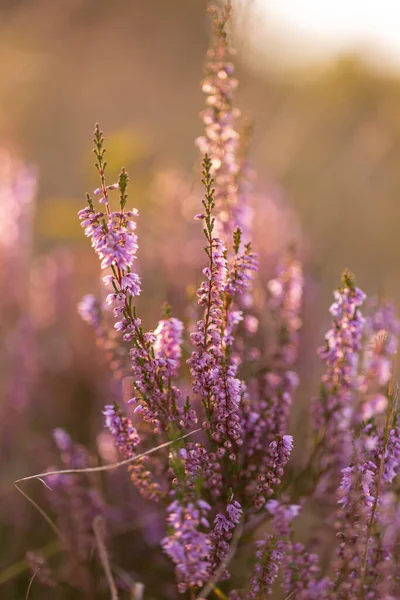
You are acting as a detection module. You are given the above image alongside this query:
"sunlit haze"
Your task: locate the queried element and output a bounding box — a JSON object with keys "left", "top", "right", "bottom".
{"left": 236, "top": 0, "right": 400, "bottom": 71}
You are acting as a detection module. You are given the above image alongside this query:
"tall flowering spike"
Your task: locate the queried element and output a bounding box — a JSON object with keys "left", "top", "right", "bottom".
{"left": 210, "top": 494, "right": 243, "bottom": 579}
{"left": 196, "top": 3, "right": 241, "bottom": 240}
{"left": 221, "top": 228, "right": 258, "bottom": 360}
{"left": 103, "top": 403, "right": 162, "bottom": 501}
{"left": 265, "top": 500, "right": 330, "bottom": 598}
{"left": 314, "top": 270, "right": 366, "bottom": 496}
{"left": 328, "top": 452, "right": 378, "bottom": 599}
{"left": 240, "top": 254, "right": 302, "bottom": 502}
{"left": 253, "top": 435, "right": 294, "bottom": 509}
{"left": 79, "top": 129, "right": 141, "bottom": 314}
{"left": 329, "top": 402, "right": 400, "bottom": 598}
{"left": 245, "top": 534, "right": 285, "bottom": 599}
{"left": 79, "top": 126, "right": 189, "bottom": 433}
{"left": 161, "top": 499, "right": 213, "bottom": 594}
{"left": 188, "top": 155, "right": 242, "bottom": 456}
{"left": 224, "top": 230, "right": 258, "bottom": 300}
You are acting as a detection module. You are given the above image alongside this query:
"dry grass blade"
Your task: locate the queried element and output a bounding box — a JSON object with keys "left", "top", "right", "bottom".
{"left": 112, "top": 565, "right": 145, "bottom": 600}
{"left": 10, "top": 429, "right": 201, "bottom": 592}
{"left": 14, "top": 482, "right": 62, "bottom": 540}
{"left": 93, "top": 516, "right": 119, "bottom": 600}
{"left": 25, "top": 569, "right": 39, "bottom": 600}
{"left": 14, "top": 428, "right": 201, "bottom": 485}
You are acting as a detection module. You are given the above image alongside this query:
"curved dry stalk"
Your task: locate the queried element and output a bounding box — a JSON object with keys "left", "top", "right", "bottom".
{"left": 93, "top": 516, "right": 118, "bottom": 600}
{"left": 14, "top": 482, "right": 62, "bottom": 540}
{"left": 25, "top": 569, "right": 39, "bottom": 600}
{"left": 14, "top": 428, "right": 201, "bottom": 485}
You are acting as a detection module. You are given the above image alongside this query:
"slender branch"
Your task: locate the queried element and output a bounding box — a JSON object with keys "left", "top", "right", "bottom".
{"left": 93, "top": 516, "right": 118, "bottom": 600}
{"left": 25, "top": 569, "right": 39, "bottom": 600}
{"left": 14, "top": 428, "right": 201, "bottom": 485}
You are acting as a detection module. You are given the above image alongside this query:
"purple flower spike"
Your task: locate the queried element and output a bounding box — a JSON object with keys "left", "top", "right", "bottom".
{"left": 103, "top": 403, "right": 161, "bottom": 501}
{"left": 314, "top": 270, "right": 366, "bottom": 497}
{"left": 162, "top": 500, "right": 212, "bottom": 593}
{"left": 245, "top": 534, "right": 285, "bottom": 598}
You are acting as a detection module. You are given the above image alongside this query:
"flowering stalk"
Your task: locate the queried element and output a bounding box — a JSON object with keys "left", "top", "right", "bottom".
{"left": 314, "top": 270, "right": 366, "bottom": 496}
{"left": 79, "top": 126, "right": 189, "bottom": 434}
{"left": 210, "top": 494, "right": 242, "bottom": 579}
{"left": 161, "top": 499, "right": 213, "bottom": 594}
{"left": 188, "top": 154, "right": 242, "bottom": 459}
{"left": 241, "top": 255, "right": 302, "bottom": 489}
{"left": 252, "top": 434, "right": 294, "bottom": 509}
{"left": 64, "top": 4, "right": 400, "bottom": 598}
{"left": 196, "top": 3, "right": 240, "bottom": 241}
{"left": 223, "top": 227, "right": 258, "bottom": 349}
{"left": 329, "top": 454, "right": 377, "bottom": 599}
{"left": 178, "top": 442, "right": 223, "bottom": 499}
{"left": 103, "top": 403, "right": 162, "bottom": 501}
{"left": 245, "top": 534, "right": 285, "bottom": 599}
{"left": 280, "top": 542, "right": 329, "bottom": 599}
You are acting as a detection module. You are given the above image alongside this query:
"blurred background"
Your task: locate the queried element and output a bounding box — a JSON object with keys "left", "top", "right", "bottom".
{"left": 1, "top": 0, "right": 400, "bottom": 597}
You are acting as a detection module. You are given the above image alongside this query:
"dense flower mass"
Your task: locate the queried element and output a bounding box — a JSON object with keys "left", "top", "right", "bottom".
{"left": 162, "top": 500, "right": 213, "bottom": 593}
{"left": 179, "top": 442, "right": 223, "bottom": 498}
{"left": 26, "top": 3, "right": 400, "bottom": 599}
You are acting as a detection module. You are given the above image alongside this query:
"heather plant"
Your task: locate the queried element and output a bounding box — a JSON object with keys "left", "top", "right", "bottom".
{"left": 7, "top": 3, "right": 400, "bottom": 600}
